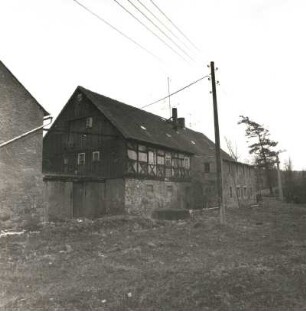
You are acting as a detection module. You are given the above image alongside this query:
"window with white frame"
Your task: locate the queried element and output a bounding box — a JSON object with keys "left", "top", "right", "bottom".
{"left": 92, "top": 151, "right": 100, "bottom": 162}
{"left": 78, "top": 153, "right": 85, "bottom": 165}
{"left": 86, "top": 117, "right": 93, "bottom": 128}
{"left": 184, "top": 157, "right": 190, "bottom": 169}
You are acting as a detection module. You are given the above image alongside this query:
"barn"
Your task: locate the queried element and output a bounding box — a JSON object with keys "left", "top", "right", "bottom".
{"left": 43, "top": 86, "right": 257, "bottom": 219}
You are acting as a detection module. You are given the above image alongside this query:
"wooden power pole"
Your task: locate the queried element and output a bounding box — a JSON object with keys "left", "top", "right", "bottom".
{"left": 210, "top": 61, "right": 225, "bottom": 224}
{"left": 276, "top": 155, "right": 284, "bottom": 201}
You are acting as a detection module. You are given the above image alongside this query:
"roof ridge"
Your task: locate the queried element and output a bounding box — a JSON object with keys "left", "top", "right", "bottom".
{"left": 79, "top": 86, "right": 170, "bottom": 123}
{"left": 76, "top": 86, "right": 233, "bottom": 160}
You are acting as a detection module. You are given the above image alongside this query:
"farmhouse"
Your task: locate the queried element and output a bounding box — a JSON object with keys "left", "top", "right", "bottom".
{"left": 0, "top": 61, "right": 50, "bottom": 221}
{"left": 43, "top": 86, "right": 257, "bottom": 219}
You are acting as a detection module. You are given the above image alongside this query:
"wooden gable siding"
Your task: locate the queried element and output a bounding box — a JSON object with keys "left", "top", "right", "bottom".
{"left": 43, "top": 91, "right": 126, "bottom": 178}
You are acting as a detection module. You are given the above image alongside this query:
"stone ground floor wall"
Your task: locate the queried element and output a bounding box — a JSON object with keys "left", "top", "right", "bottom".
{"left": 124, "top": 178, "right": 191, "bottom": 217}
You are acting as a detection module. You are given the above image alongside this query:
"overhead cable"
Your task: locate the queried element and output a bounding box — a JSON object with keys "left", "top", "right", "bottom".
{"left": 141, "top": 75, "right": 210, "bottom": 109}
{"left": 72, "top": 0, "right": 163, "bottom": 63}
{"left": 134, "top": 0, "right": 193, "bottom": 54}
{"left": 126, "top": 0, "right": 194, "bottom": 62}
{"left": 111, "top": 0, "right": 187, "bottom": 62}
{"left": 149, "top": 0, "right": 200, "bottom": 52}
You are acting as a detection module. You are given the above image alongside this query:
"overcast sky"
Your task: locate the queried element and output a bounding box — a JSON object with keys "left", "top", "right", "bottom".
{"left": 0, "top": 0, "right": 305, "bottom": 169}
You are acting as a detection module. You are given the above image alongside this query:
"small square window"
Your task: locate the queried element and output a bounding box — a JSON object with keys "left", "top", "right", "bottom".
{"left": 146, "top": 184, "right": 153, "bottom": 193}
{"left": 92, "top": 151, "right": 100, "bottom": 162}
{"left": 78, "top": 153, "right": 85, "bottom": 165}
{"left": 86, "top": 117, "right": 93, "bottom": 128}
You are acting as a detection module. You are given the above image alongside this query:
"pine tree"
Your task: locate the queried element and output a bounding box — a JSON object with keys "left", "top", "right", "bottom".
{"left": 238, "top": 116, "right": 279, "bottom": 194}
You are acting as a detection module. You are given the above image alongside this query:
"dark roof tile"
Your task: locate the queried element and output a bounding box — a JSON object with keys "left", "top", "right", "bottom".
{"left": 79, "top": 86, "right": 232, "bottom": 160}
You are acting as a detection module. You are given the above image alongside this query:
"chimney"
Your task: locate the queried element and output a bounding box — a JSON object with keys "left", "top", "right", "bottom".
{"left": 177, "top": 117, "right": 185, "bottom": 129}
{"left": 172, "top": 108, "right": 177, "bottom": 124}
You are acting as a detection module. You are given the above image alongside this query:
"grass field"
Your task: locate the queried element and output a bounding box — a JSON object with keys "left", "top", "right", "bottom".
{"left": 0, "top": 197, "right": 305, "bottom": 311}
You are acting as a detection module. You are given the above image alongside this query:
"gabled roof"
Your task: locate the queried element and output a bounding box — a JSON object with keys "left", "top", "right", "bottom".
{"left": 78, "top": 86, "right": 232, "bottom": 160}
{"left": 0, "top": 60, "right": 49, "bottom": 116}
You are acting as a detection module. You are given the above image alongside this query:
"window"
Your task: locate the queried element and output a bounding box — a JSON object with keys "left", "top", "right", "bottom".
{"left": 167, "top": 185, "right": 173, "bottom": 197}
{"left": 92, "top": 151, "right": 100, "bottom": 162}
{"left": 165, "top": 168, "right": 172, "bottom": 178}
{"left": 138, "top": 146, "right": 147, "bottom": 162}
{"left": 204, "top": 162, "right": 210, "bottom": 173}
{"left": 78, "top": 153, "right": 85, "bottom": 165}
{"left": 184, "top": 157, "right": 190, "bottom": 169}
{"left": 64, "top": 157, "right": 68, "bottom": 165}
{"left": 165, "top": 153, "right": 171, "bottom": 166}
{"left": 244, "top": 187, "right": 247, "bottom": 198}
{"left": 127, "top": 149, "right": 137, "bottom": 160}
{"left": 157, "top": 150, "right": 165, "bottom": 165}
{"left": 148, "top": 150, "right": 156, "bottom": 164}
{"left": 236, "top": 187, "right": 240, "bottom": 198}
{"left": 146, "top": 184, "right": 153, "bottom": 193}
{"left": 86, "top": 117, "right": 93, "bottom": 128}
{"left": 230, "top": 186, "right": 233, "bottom": 198}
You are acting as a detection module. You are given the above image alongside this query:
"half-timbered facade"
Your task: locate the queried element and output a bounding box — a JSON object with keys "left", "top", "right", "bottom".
{"left": 43, "top": 86, "right": 195, "bottom": 219}
{"left": 43, "top": 86, "right": 257, "bottom": 219}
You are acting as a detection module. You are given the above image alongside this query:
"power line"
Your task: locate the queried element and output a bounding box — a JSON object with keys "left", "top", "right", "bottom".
{"left": 111, "top": 0, "right": 187, "bottom": 62}
{"left": 134, "top": 0, "right": 193, "bottom": 54}
{"left": 125, "top": 0, "right": 194, "bottom": 62}
{"left": 72, "top": 0, "right": 163, "bottom": 63}
{"left": 141, "top": 74, "right": 210, "bottom": 109}
{"left": 149, "top": 0, "right": 200, "bottom": 52}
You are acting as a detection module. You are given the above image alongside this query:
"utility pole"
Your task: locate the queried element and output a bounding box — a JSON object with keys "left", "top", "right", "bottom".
{"left": 210, "top": 61, "right": 225, "bottom": 224}
{"left": 276, "top": 155, "right": 284, "bottom": 201}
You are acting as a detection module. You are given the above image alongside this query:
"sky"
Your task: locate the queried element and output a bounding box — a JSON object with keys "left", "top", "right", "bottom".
{"left": 0, "top": 0, "right": 305, "bottom": 170}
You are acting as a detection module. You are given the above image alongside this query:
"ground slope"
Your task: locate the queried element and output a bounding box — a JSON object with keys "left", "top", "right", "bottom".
{"left": 0, "top": 198, "right": 305, "bottom": 311}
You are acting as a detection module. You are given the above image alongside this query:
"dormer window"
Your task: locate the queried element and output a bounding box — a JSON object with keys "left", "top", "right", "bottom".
{"left": 86, "top": 117, "right": 93, "bottom": 128}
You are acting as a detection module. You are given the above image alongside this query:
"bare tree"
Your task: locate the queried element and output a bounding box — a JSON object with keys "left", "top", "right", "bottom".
{"left": 224, "top": 137, "right": 239, "bottom": 161}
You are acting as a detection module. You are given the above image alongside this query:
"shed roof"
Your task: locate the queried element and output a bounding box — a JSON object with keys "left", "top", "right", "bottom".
{"left": 79, "top": 86, "right": 232, "bottom": 160}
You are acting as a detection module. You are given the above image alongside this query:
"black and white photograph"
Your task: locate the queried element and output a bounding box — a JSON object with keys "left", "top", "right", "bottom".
{"left": 0, "top": 0, "right": 305, "bottom": 310}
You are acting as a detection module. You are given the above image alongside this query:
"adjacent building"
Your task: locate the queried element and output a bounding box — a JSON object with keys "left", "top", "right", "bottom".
{"left": 43, "top": 86, "right": 257, "bottom": 219}
{"left": 0, "top": 61, "right": 49, "bottom": 220}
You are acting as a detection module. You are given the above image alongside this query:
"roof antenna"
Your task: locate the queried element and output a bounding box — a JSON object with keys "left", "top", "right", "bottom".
{"left": 167, "top": 77, "right": 171, "bottom": 117}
